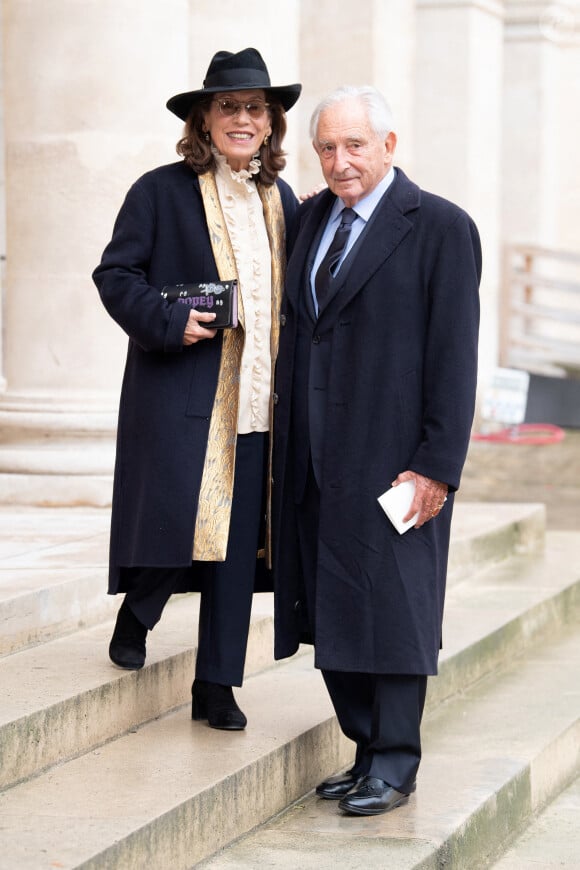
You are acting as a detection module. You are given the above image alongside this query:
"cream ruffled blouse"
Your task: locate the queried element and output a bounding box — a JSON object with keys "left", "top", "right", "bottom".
{"left": 213, "top": 150, "right": 272, "bottom": 434}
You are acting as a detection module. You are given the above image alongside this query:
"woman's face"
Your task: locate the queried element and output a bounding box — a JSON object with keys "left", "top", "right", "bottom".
{"left": 203, "top": 89, "right": 272, "bottom": 171}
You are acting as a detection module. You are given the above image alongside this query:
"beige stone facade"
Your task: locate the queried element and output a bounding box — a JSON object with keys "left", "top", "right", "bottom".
{"left": 1, "top": 0, "right": 579, "bottom": 504}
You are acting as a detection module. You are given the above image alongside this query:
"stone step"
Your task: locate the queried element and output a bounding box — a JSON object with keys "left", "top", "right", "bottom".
{"left": 0, "top": 591, "right": 279, "bottom": 791}
{"left": 434, "top": 529, "right": 580, "bottom": 706}
{"left": 0, "top": 653, "right": 350, "bottom": 870}
{"left": 445, "top": 500, "right": 545, "bottom": 585}
{"left": 490, "top": 774, "right": 580, "bottom": 869}
{"left": 1, "top": 531, "right": 578, "bottom": 868}
{"left": 0, "top": 521, "right": 570, "bottom": 794}
{"left": 196, "top": 615, "right": 580, "bottom": 870}
{"left": 0, "top": 502, "right": 545, "bottom": 658}
{"left": 0, "top": 507, "right": 111, "bottom": 656}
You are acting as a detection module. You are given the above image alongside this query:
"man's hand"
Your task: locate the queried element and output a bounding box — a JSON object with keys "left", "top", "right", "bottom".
{"left": 391, "top": 470, "right": 448, "bottom": 528}
{"left": 183, "top": 310, "right": 217, "bottom": 345}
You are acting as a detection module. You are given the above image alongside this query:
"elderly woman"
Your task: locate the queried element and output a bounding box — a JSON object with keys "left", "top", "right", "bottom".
{"left": 93, "top": 48, "right": 301, "bottom": 731}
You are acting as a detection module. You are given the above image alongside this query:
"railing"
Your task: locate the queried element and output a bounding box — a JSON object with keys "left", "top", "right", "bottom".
{"left": 500, "top": 245, "right": 580, "bottom": 377}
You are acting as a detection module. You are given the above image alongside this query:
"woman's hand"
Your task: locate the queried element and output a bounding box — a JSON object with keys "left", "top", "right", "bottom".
{"left": 299, "top": 183, "right": 327, "bottom": 202}
{"left": 183, "top": 310, "right": 218, "bottom": 345}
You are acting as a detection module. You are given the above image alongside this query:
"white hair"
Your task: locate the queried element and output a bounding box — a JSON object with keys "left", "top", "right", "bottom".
{"left": 309, "top": 85, "right": 395, "bottom": 141}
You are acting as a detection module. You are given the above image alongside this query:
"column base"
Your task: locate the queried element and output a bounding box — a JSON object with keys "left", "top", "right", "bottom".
{"left": 0, "top": 390, "right": 117, "bottom": 506}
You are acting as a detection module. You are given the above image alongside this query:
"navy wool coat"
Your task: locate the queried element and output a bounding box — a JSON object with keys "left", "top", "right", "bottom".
{"left": 271, "top": 169, "right": 481, "bottom": 675}
{"left": 93, "top": 160, "right": 298, "bottom": 592}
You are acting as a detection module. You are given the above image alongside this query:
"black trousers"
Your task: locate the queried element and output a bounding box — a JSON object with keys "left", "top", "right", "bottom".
{"left": 121, "top": 432, "right": 267, "bottom": 687}
{"left": 296, "top": 459, "right": 427, "bottom": 793}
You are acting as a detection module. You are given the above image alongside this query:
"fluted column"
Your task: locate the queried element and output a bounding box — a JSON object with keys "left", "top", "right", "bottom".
{"left": 414, "top": 0, "right": 505, "bottom": 380}
{"left": 0, "top": 0, "right": 188, "bottom": 504}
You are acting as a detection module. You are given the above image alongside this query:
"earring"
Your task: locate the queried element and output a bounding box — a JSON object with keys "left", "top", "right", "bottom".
{"left": 263, "top": 135, "right": 269, "bottom": 147}
{"left": 204, "top": 132, "right": 210, "bottom": 142}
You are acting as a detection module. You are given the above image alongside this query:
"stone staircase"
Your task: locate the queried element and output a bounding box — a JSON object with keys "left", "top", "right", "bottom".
{"left": 0, "top": 501, "right": 579, "bottom": 869}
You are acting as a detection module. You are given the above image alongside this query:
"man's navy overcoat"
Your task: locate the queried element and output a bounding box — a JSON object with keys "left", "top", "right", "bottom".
{"left": 271, "top": 169, "right": 481, "bottom": 675}
{"left": 93, "top": 160, "right": 297, "bottom": 591}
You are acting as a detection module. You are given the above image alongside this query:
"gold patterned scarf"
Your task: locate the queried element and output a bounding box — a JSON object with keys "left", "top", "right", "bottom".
{"left": 193, "top": 171, "right": 286, "bottom": 562}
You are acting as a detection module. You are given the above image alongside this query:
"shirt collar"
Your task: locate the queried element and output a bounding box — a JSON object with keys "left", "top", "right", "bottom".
{"left": 329, "top": 166, "right": 396, "bottom": 224}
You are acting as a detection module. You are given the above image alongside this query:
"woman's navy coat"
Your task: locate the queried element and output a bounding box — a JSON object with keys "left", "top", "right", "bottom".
{"left": 271, "top": 169, "right": 481, "bottom": 675}
{"left": 93, "top": 160, "right": 297, "bottom": 591}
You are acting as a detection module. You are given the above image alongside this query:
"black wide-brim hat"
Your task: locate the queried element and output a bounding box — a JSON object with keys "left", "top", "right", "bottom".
{"left": 166, "top": 47, "right": 302, "bottom": 121}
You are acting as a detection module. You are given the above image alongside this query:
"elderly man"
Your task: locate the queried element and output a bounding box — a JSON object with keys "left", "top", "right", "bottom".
{"left": 271, "top": 86, "right": 481, "bottom": 815}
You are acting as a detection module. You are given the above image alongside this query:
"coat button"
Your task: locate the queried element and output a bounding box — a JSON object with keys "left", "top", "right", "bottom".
{"left": 272, "top": 392, "right": 279, "bottom": 404}
{"left": 312, "top": 334, "right": 320, "bottom": 344}
{"left": 294, "top": 600, "right": 301, "bottom": 611}
{"left": 280, "top": 314, "right": 287, "bottom": 326}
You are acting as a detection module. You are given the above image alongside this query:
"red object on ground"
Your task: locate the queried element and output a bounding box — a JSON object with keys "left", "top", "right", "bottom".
{"left": 471, "top": 423, "right": 566, "bottom": 445}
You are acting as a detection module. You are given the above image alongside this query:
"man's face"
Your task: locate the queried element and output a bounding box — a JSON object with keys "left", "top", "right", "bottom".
{"left": 313, "top": 98, "right": 397, "bottom": 207}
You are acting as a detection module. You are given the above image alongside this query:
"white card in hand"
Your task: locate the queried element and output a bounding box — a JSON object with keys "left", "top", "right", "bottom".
{"left": 377, "top": 480, "right": 419, "bottom": 534}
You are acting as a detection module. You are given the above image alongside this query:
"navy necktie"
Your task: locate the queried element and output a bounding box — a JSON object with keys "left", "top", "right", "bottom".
{"left": 314, "top": 207, "right": 357, "bottom": 309}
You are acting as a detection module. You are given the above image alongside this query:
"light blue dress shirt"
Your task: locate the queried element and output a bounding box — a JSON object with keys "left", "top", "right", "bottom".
{"left": 310, "top": 167, "right": 396, "bottom": 314}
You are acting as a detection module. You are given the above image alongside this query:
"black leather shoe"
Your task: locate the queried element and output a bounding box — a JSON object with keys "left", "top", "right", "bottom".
{"left": 109, "top": 599, "right": 147, "bottom": 670}
{"left": 316, "top": 771, "right": 362, "bottom": 800}
{"left": 191, "top": 679, "right": 247, "bottom": 730}
{"left": 338, "top": 776, "right": 415, "bottom": 816}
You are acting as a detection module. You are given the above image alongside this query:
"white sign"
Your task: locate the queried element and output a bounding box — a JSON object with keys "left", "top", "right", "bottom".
{"left": 481, "top": 368, "right": 530, "bottom": 425}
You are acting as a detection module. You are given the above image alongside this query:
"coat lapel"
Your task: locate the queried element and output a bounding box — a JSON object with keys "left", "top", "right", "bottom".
{"left": 284, "top": 191, "right": 335, "bottom": 318}
{"left": 317, "top": 170, "right": 421, "bottom": 325}
{"left": 285, "top": 171, "right": 421, "bottom": 325}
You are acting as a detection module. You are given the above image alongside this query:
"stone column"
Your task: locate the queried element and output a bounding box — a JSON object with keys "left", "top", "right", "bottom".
{"left": 556, "top": 4, "right": 580, "bottom": 251}
{"left": 0, "top": 11, "right": 6, "bottom": 395}
{"left": 502, "top": 1, "right": 578, "bottom": 246}
{"left": 0, "top": 0, "right": 188, "bottom": 504}
{"left": 414, "top": 0, "right": 505, "bottom": 381}
{"left": 298, "top": 0, "right": 416, "bottom": 191}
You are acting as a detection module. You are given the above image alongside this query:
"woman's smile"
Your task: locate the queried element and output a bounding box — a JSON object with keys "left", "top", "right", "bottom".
{"left": 204, "top": 90, "right": 272, "bottom": 171}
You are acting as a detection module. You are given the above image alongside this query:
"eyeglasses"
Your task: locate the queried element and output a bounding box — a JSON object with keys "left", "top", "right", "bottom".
{"left": 213, "top": 98, "right": 270, "bottom": 119}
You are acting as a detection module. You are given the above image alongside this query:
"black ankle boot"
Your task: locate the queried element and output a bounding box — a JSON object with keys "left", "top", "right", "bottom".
{"left": 109, "top": 599, "right": 148, "bottom": 670}
{"left": 191, "top": 679, "right": 247, "bottom": 730}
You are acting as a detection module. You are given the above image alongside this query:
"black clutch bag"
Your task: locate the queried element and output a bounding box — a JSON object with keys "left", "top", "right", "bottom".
{"left": 160, "top": 280, "right": 238, "bottom": 328}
